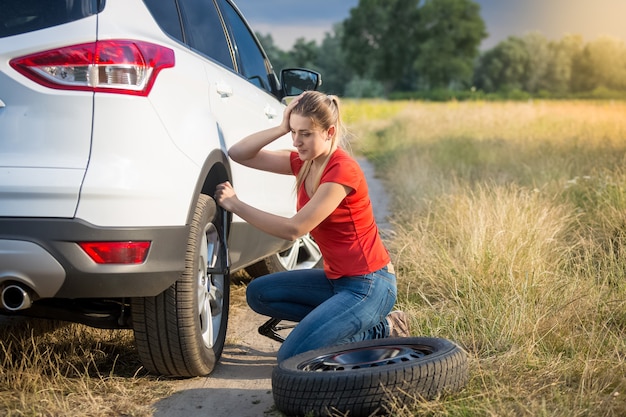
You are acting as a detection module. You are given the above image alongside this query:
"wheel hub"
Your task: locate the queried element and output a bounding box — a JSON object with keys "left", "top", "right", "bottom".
{"left": 298, "top": 344, "right": 432, "bottom": 372}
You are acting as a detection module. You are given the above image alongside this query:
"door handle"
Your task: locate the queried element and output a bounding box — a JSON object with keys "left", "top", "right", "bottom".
{"left": 216, "top": 82, "right": 233, "bottom": 98}
{"left": 264, "top": 105, "right": 278, "bottom": 119}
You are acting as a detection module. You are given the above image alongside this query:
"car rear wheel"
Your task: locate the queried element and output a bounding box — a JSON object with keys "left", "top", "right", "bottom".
{"left": 131, "top": 194, "right": 229, "bottom": 377}
{"left": 245, "top": 233, "right": 322, "bottom": 277}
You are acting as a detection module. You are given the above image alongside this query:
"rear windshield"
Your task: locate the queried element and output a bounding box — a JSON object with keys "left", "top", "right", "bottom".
{"left": 0, "top": 0, "right": 102, "bottom": 38}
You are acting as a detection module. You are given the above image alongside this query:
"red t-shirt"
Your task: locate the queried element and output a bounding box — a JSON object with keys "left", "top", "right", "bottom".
{"left": 290, "top": 148, "right": 390, "bottom": 278}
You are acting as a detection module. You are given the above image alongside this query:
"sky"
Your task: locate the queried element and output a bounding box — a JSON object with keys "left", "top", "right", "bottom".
{"left": 234, "top": 0, "right": 626, "bottom": 50}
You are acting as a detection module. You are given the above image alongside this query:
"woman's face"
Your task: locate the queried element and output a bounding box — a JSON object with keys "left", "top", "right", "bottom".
{"left": 290, "top": 113, "right": 335, "bottom": 163}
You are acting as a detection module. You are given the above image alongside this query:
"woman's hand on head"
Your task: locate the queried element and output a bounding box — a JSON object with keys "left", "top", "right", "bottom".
{"left": 215, "top": 181, "right": 239, "bottom": 212}
{"left": 280, "top": 93, "right": 303, "bottom": 132}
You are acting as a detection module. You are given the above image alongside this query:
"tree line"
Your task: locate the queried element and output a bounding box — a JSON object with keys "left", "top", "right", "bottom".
{"left": 258, "top": 0, "right": 626, "bottom": 100}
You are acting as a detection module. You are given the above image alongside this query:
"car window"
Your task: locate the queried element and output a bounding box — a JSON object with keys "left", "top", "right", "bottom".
{"left": 177, "top": 0, "right": 234, "bottom": 70}
{"left": 0, "top": 0, "right": 100, "bottom": 38}
{"left": 217, "top": 0, "right": 272, "bottom": 92}
{"left": 143, "top": 0, "right": 184, "bottom": 43}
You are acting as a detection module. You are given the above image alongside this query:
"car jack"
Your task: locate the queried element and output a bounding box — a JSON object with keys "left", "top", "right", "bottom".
{"left": 258, "top": 317, "right": 295, "bottom": 343}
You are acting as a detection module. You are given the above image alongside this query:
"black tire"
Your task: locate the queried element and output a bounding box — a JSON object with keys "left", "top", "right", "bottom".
{"left": 272, "top": 337, "right": 469, "bottom": 417}
{"left": 245, "top": 233, "right": 323, "bottom": 277}
{"left": 131, "top": 194, "right": 229, "bottom": 377}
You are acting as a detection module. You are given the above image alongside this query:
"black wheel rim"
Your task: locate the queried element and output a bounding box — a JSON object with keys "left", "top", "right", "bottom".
{"left": 297, "top": 344, "right": 433, "bottom": 372}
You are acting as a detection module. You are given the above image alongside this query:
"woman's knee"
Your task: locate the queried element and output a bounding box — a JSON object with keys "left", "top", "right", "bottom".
{"left": 245, "top": 277, "right": 266, "bottom": 311}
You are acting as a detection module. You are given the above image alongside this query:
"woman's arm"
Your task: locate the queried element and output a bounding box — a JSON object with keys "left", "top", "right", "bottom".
{"left": 215, "top": 181, "right": 350, "bottom": 241}
{"left": 228, "top": 95, "right": 302, "bottom": 175}
{"left": 227, "top": 126, "right": 293, "bottom": 175}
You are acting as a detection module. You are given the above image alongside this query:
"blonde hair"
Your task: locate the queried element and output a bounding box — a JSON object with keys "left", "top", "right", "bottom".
{"left": 293, "top": 91, "right": 346, "bottom": 194}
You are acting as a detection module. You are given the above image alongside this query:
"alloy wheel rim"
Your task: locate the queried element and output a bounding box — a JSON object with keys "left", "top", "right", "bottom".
{"left": 197, "top": 222, "right": 223, "bottom": 348}
{"left": 277, "top": 234, "right": 322, "bottom": 270}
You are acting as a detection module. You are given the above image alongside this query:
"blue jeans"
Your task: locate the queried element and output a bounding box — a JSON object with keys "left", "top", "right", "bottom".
{"left": 246, "top": 265, "right": 397, "bottom": 362}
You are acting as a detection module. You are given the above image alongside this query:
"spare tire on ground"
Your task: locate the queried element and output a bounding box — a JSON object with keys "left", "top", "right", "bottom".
{"left": 271, "top": 336, "right": 469, "bottom": 417}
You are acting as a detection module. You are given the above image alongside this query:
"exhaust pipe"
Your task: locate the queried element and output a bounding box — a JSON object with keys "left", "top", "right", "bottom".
{"left": 1, "top": 285, "right": 33, "bottom": 311}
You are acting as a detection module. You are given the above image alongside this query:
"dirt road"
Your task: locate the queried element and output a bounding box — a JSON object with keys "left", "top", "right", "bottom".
{"left": 152, "top": 157, "right": 390, "bottom": 417}
{"left": 152, "top": 305, "right": 283, "bottom": 416}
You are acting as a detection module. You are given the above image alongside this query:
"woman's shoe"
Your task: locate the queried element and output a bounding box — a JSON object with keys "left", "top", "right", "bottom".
{"left": 387, "top": 310, "right": 410, "bottom": 337}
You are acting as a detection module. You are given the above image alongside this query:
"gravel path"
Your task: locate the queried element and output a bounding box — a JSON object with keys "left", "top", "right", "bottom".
{"left": 152, "top": 157, "right": 391, "bottom": 417}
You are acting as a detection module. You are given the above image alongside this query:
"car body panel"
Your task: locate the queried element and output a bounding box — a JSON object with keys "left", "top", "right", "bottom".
{"left": 0, "top": 217, "right": 188, "bottom": 298}
{"left": 0, "top": 17, "right": 97, "bottom": 217}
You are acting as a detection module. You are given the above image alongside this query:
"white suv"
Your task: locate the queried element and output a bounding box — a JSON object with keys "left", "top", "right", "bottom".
{"left": 0, "top": 0, "right": 322, "bottom": 377}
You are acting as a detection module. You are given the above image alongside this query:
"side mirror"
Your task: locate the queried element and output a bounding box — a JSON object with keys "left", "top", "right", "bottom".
{"left": 281, "top": 68, "right": 322, "bottom": 97}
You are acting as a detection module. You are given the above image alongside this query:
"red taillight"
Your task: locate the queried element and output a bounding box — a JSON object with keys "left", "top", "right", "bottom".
{"left": 78, "top": 241, "right": 151, "bottom": 264}
{"left": 9, "top": 40, "right": 175, "bottom": 96}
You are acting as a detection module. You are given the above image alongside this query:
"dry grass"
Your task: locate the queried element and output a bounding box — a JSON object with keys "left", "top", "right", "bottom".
{"left": 344, "top": 99, "right": 626, "bottom": 416}
{"left": 0, "top": 318, "right": 173, "bottom": 416}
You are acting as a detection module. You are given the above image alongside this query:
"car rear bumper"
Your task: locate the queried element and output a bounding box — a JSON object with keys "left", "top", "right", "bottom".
{"left": 0, "top": 218, "right": 188, "bottom": 300}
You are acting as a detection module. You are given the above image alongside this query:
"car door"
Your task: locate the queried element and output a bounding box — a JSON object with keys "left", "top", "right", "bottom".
{"left": 214, "top": 0, "right": 295, "bottom": 215}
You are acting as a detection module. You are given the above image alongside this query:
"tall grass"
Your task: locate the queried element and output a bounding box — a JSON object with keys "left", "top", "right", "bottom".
{"left": 345, "top": 100, "right": 626, "bottom": 416}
